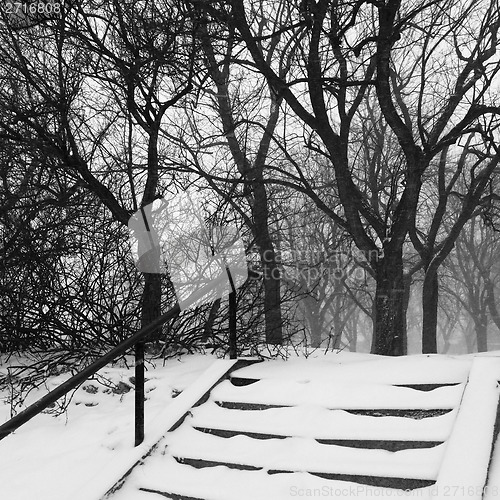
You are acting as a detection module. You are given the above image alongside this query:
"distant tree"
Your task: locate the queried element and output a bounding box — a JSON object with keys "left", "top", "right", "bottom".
{"left": 412, "top": 137, "right": 500, "bottom": 353}
{"left": 275, "top": 191, "right": 371, "bottom": 349}
{"left": 442, "top": 217, "right": 500, "bottom": 352}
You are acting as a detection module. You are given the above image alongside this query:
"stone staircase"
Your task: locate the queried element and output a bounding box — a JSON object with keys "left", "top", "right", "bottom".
{"left": 102, "top": 356, "right": 500, "bottom": 500}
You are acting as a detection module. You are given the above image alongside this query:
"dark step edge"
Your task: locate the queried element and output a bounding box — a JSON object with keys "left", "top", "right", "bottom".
{"left": 315, "top": 438, "right": 442, "bottom": 451}
{"left": 139, "top": 488, "right": 205, "bottom": 500}
{"left": 174, "top": 456, "right": 262, "bottom": 471}
{"left": 346, "top": 409, "right": 452, "bottom": 419}
{"left": 193, "top": 427, "right": 443, "bottom": 451}
{"left": 229, "top": 377, "right": 261, "bottom": 386}
{"left": 215, "top": 400, "right": 291, "bottom": 410}
{"left": 172, "top": 457, "right": 435, "bottom": 491}
{"left": 194, "top": 426, "right": 286, "bottom": 440}
{"left": 267, "top": 469, "right": 434, "bottom": 490}
{"left": 298, "top": 471, "right": 435, "bottom": 490}
{"left": 393, "top": 383, "right": 461, "bottom": 392}
{"left": 214, "top": 401, "right": 453, "bottom": 418}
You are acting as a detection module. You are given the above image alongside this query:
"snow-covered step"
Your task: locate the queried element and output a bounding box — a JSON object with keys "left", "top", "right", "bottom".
{"left": 103, "top": 355, "right": 487, "bottom": 500}
{"left": 115, "top": 454, "right": 437, "bottom": 500}
{"left": 190, "top": 400, "right": 456, "bottom": 442}
{"left": 229, "top": 376, "right": 462, "bottom": 392}
{"left": 163, "top": 423, "right": 445, "bottom": 481}
{"left": 211, "top": 378, "right": 465, "bottom": 409}
{"left": 228, "top": 355, "right": 472, "bottom": 385}
{"left": 193, "top": 427, "right": 443, "bottom": 452}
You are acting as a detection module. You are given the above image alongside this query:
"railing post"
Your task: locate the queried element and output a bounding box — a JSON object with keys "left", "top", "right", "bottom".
{"left": 228, "top": 291, "right": 237, "bottom": 359}
{"left": 135, "top": 341, "right": 145, "bottom": 446}
{"left": 226, "top": 267, "right": 237, "bottom": 359}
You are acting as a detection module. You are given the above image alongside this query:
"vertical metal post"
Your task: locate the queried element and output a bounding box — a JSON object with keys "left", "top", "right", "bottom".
{"left": 135, "top": 340, "right": 145, "bottom": 446}
{"left": 228, "top": 290, "right": 237, "bottom": 359}
{"left": 227, "top": 267, "right": 237, "bottom": 359}
{"left": 136, "top": 206, "right": 152, "bottom": 446}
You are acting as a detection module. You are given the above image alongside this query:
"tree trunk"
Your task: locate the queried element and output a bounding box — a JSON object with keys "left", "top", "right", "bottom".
{"left": 139, "top": 125, "right": 162, "bottom": 341}
{"left": 199, "top": 26, "right": 283, "bottom": 346}
{"left": 371, "top": 249, "right": 405, "bottom": 356}
{"left": 308, "top": 306, "right": 322, "bottom": 348}
{"left": 348, "top": 314, "right": 358, "bottom": 352}
{"left": 261, "top": 254, "right": 283, "bottom": 344}
{"left": 202, "top": 298, "right": 221, "bottom": 342}
{"left": 421, "top": 271, "right": 439, "bottom": 353}
{"left": 140, "top": 272, "right": 162, "bottom": 340}
{"left": 401, "top": 275, "right": 411, "bottom": 355}
{"left": 475, "top": 312, "right": 488, "bottom": 352}
{"left": 254, "top": 184, "right": 283, "bottom": 345}
{"left": 330, "top": 295, "right": 343, "bottom": 350}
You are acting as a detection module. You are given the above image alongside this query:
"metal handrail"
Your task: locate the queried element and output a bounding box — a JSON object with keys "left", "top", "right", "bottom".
{"left": 0, "top": 268, "right": 251, "bottom": 443}
{"left": 0, "top": 303, "right": 181, "bottom": 442}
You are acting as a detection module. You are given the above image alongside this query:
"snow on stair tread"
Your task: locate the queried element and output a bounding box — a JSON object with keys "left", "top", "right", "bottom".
{"left": 229, "top": 355, "right": 472, "bottom": 385}
{"left": 189, "top": 401, "right": 456, "bottom": 441}
{"left": 118, "top": 454, "right": 433, "bottom": 500}
{"left": 162, "top": 424, "right": 444, "bottom": 479}
{"left": 211, "top": 379, "right": 464, "bottom": 409}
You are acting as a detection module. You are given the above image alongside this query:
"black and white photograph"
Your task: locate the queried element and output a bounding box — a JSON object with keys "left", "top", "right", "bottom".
{"left": 1, "top": 0, "right": 500, "bottom": 498}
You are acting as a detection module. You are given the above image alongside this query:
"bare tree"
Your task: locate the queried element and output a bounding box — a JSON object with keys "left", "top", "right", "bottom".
{"left": 276, "top": 192, "right": 371, "bottom": 348}
{"left": 193, "top": 7, "right": 286, "bottom": 343}
{"left": 442, "top": 217, "right": 500, "bottom": 352}
{"left": 198, "top": 0, "right": 500, "bottom": 354}
{"left": 0, "top": 0, "right": 201, "bottom": 343}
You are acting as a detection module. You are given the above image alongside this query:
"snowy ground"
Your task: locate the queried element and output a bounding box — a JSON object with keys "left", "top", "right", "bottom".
{"left": 0, "top": 353, "right": 218, "bottom": 500}
{"left": 1, "top": 351, "right": 500, "bottom": 499}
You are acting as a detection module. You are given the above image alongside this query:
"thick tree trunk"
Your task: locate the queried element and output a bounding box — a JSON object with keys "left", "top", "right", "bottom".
{"left": 371, "top": 250, "right": 406, "bottom": 356}
{"left": 260, "top": 250, "right": 283, "bottom": 344}
{"left": 421, "top": 271, "right": 439, "bottom": 353}
{"left": 254, "top": 184, "right": 283, "bottom": 345}
{"left": 300, "top": 292, "right": 322, "bottom": 347}
{"left": 140, "top": 272, "right": 162, "bottom": 340}
{"left": 138, "top": 126, "right": 163, "bottom": 341}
